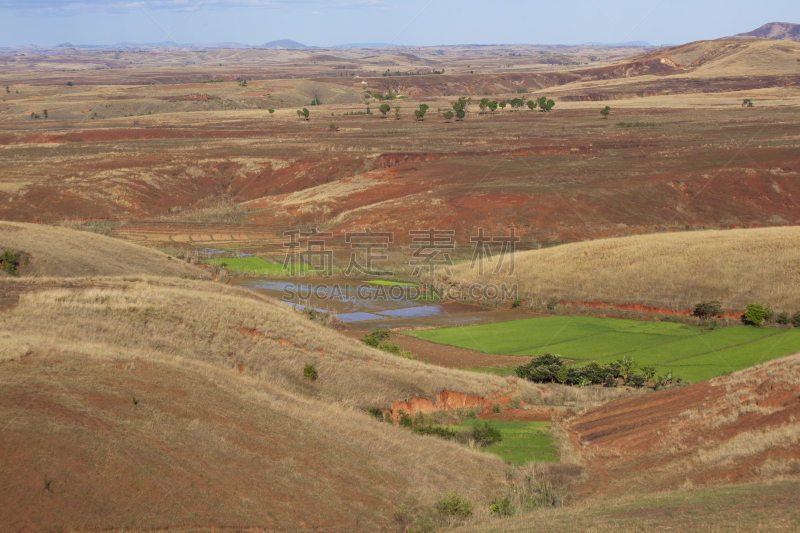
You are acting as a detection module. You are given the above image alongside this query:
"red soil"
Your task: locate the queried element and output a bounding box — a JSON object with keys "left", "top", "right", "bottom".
{"left": 567, "top": 353, "right": 800, "bottom": 497}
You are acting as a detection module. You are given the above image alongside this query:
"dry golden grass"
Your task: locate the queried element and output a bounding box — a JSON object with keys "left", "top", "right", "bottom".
{"left": 443, "top": 226, "right": 800, "bottom": 312}
{"left": 0, "top": 222, "right": 207, "bottom": 278}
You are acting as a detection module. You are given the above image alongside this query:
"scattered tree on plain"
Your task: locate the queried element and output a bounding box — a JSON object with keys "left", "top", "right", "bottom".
{"left": 600, "top": 106, "right": 610, "bottom": 119}
{"left": 488, "top": 100, "right": 498, "bottom": 114}
{"left": 742, "top": 98, "right": 754, "bottom": 107}
{"left": 444, "top": 110, "right": 454, "bottom": 122}
{"left": 297, "top": 108, "right": 310, "bottom": 120}
{"left": 509, "top": 98, "right": 525, "bottom": 109}
{"left": 537, "top": 96, "right": 555, "bottom": 111}
{"left": 479, "top": 98, "right": 489, "bottom": 113}
{"left": 499, "top": 101, "right": 507, "bottom": 112}
{"left": 43, "top": 109, "right": 48, "bottom": 119}
{"left": 379, "top": 103, "right": 391, "bottom": 118}
{"left": 526, "top": 100, "right": 537, "bottom": 110}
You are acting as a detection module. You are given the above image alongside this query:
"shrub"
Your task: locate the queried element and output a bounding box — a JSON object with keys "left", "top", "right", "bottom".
{"left": 491, "top": 403, "right": 502, "bottom": 414}
{"left": 511, "top": 297, "right": 523, "bottom": 308}
{"left": 472, "top": 421, "right": 502, "bottom": 446}
{"left": 413, "top": 425, "right": 457, "bottom": 440}
{"left": 641, "top": 365, "right": 657, "bottom": 382}
{"left": 793, "top": 311, "right": 800, "bottom": 328}
{"left": 545, "top": 295, "right": 559, "bottom": 311}
{"left": 515, "top": 353, "right": 563, "bottom": 382}
{"left": 397, "top": 410, "right": 413, "bottom": 428}
{"left": 362, "top": 329, "right": 391, "bottom": 347}
{"left": 604, "top": 373, "right": 618, "bottom": 388}
{"left": 627, "top": 373, "right": 646, "bottom": 388}
{"left": 2, "top": 250, "right": 18, "bottom": 277}
{"left": 436, "top": 492, "right": 472, "bottom": 517}
{"left": 489, "top": 497, "right": 512, "bottom": 517}
{"left": 777, "top": 312, "right": 790, "bottom": 326}
{"left": 368, "top": 407, "right": 384, "bottom": 420}
{"left": 694, "top": 301, "right": 722, "bottom": 319}
{"left": 743, "top": 303, "right": 769, "bottom": 326}
{"left": 303, "top": 364, "right": 318, "bottom": 380}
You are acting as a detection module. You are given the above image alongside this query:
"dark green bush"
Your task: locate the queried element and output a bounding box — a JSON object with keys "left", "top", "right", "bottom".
{"left": 368, "top": 407, "right": 384, "bottom": 420}
{"left": 471, "top": 421, "right": 502, "bottom": 446}
{"left": 398, "top": 410, "right": 413, "bottom": 428}
{"left": 303, "top": 364, "right": 318, "bottom": 380}
{"left": 777, "top": 312, "right": 790, "bottom": 326}
{"left": 515, "top": 353, "right": 563, "bottom": 382}
{"left": 545, "top": 295, "right": 559, "bottom": 311}
{"left": 436, "top": 492, "right": 472, "bottom": 517}
{"left": 362, "top": 328, "right": 391, "bottom": 347}
{"left": 627, "top": 373, "right": 646, "bottom": 388}
{"left": 694, "top": 301, "right": 722, "bottom": 319}
{"left": 2, "top": 250, "right": 18, "bottom": 277}
{"left": 792, "top": 311, "right": 800, "bottom": 328}
{"left": 604, "top": 373, "right": 618, "bottom": 388}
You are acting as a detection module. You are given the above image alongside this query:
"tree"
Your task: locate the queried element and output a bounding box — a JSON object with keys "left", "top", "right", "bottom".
{"left": 743, "top": 303, "right": 770, "bottom": 326}
{"left": 42, "top": 109, "right": 48, "bottom": 119}
{"left": 67, "top": 81, "right": 73, "bottom": 86}
{"left": 526, "top": 100, "right": 537, "bottom": 110}
{"left": 297, "top": 108, "right": 309, "bottom": 120}
{"left": 379, "top": 103, "right": 391, "bottom": 118}
{"left": 694, "top": 301, "right": 722, "bottom": 320}
{"left": 488, "top": 100, "right": 498, "bottom": 114}
{"left": 600, "top": 106, "right": 610, "bottom": 119}
{"left": 536, "top": 97, "right": 555, "bottom": 112}
{"left": 394, "top": 107, "right": 400, "bottom": 120}
{"left": 4, "top": 86, "right": 8, "bottom": 93}
{"left": 268, "top": 108, "right": 275, "bottom": 114}
{"left": 742, "top": 98, "right": 754, "bottom": 108}
{"left": 479, "top": 98, "right": 489, "bottom": 113}
{"left": 444, "top": 110, "right": 454, "bottom": 122}
{"left": 499, "top": 101, "right": 507, "bottom": 112}
{"left": 509, "top": 98, "right": 525, "bottom": 109}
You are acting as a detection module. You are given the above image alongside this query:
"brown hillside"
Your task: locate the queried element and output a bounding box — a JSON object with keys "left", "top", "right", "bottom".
{"left": 568, "top": 352, "right": 800, "bottom": 498}
{"left": 0, "top": 277, "right": 530, "bottom": 531}
{"left": 731, "top": 22, "right": 800, "bottom": 43}
{"left": 0, "top": 222, "right": 207, "bottom": 278}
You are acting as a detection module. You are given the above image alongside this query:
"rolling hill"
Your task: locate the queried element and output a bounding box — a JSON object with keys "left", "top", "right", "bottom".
{"left": 439, "top": 226, "right": 800, "bottom": 314}
{"left": 730, "top": 22, "right": 800, "bottom": 43}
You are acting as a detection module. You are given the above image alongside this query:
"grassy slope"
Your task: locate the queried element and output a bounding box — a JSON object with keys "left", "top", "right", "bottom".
{"left": 441, "top": 226, "right": 800, "bottom": 312}
{"left": 203, "top": 255, "right": 310, "bottom": 275}
{"left": 455, "top": 419, "right": 557, "bottom": 465}
{"left": 0, "top": 277, "right": 533, "bottom": 530}
{"left": 457, "top": 480, "right": 800, "bottom": 533}
{"left": 0, "top": 222, "right": 207, "bottom": 278}
{"left": 408, "top": 316, "right": 800, "bottom": 382}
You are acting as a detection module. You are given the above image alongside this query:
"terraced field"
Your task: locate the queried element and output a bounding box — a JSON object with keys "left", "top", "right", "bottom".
{"left": 407, "top": 316, "right": 800, "bottom": 382}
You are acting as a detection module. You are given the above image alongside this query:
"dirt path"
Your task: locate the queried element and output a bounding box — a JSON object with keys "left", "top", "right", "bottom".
{"left": 342, "top": 330, "right": 526, "bottom": 369}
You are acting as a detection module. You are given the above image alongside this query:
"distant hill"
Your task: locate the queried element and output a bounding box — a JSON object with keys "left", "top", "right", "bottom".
{"left": 333, "top": 43, "right": 398, "bottom": 48}
{"left": 582, "top": 41, "right": 652, "bottom": 47}
{"left": 261, "top": 39, "right": 307, "bottom": 49}
{"left": 729, "top": 22, "right": 800, "bottom": 42}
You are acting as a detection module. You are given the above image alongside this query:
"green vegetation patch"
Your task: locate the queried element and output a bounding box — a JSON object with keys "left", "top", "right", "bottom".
{"left": 455, "top": 420, "right": 556, "bottom": 465}
{"left": 364, "top": 280, "right": 419, "bottom": 287}
{"left": 203, "top": 256, "right": 310, "bottom": 276}
{"left": 408, "top": 316, "right": 800, "bottom": 382}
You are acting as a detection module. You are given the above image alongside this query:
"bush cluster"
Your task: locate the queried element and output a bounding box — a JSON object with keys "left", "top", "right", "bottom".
{"left": 362, "top": 329, "right": 417, "bottom": 359}
{"left": 515, "top": 353, "right": 667, "bottom": 389}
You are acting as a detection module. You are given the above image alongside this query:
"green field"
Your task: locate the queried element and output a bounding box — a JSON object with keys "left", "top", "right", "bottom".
{"left": 364, "top": 280, "right": 419, "bottom": 287}
{"left": 203, "top": 256, "right": 310, "bottom": 276}
{"left": 456, "top": 420, "right": 557, "bottom": 465}
{"left": 406, "top": 316, "right": 800, "bottom": 383}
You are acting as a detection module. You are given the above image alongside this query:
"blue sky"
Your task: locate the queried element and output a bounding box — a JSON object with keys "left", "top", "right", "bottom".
{"left": 0, "top": 0, "right": 797, "bottom": 47}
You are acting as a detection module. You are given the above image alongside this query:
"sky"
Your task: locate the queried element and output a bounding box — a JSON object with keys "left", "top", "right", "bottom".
{"left": 0, "top": 0, "right": 798, "bottom": 48}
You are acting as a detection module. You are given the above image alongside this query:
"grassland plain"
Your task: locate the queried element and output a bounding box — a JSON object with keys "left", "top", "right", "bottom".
{"left": 438, "top": 227, "right": 800, "bottom": 313}
{"left": 407, "top": 316, "right": 800, "bottom": 382}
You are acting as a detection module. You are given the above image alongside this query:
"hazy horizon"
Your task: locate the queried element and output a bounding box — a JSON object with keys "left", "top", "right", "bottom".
{"left": 0, "top": 0, "right": 797, "bottom": 49}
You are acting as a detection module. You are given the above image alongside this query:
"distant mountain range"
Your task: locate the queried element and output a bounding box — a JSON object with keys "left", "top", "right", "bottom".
{"left": 728, "top": 22, "right": 800, "bottom": 42}
{"left": 581, "top": 41, "right": 653, "bottom": 47}
{"left": 333, "top": 43, "right": 398, "bottom": 48}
